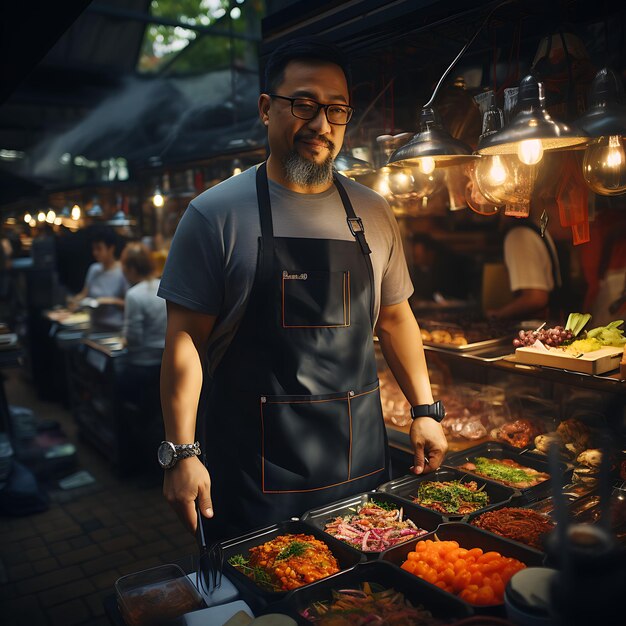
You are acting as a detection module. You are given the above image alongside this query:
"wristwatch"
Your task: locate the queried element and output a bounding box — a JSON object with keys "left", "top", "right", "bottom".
{"left": 410, "top": 401, "right": 446, "bottom": 422}
{"left": 157, "top": 440, "right": 201, "bottom": 469}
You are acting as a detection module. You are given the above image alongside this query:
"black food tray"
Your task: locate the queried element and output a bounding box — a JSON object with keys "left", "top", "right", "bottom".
{"left": 444, "top": 442, "right": 570, "bottom": 501}
{"left": 381, "top": 522, "right": 544, "bottom": 610}
{"left": 300, "top": 491, "right": 441, "bottom": 558}
{"left": 266, "top": 560, "right": 473, "bottom": 625}
{"left": 377, "top": 468, "right": 518, "bottom": 520}
{"left": 220, "top": 519, "right": 364, "bottom": 613}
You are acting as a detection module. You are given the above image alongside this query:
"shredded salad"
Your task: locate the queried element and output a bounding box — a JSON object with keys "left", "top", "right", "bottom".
{"left": 301, "top": 582, "right": 444, "bottom": 625}
{"left": 323, "top": 501, "right": 428, "bottom": 552}
{"left": 412, "top": 480, "right": 489, "bottom": 514}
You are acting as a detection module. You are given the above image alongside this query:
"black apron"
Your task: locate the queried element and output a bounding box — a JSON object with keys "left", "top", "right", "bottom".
{"left": 203, "top": 163, "right": 389, "bottom": 539}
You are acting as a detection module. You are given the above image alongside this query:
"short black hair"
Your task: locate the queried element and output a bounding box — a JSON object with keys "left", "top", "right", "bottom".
{"left": 91, "top": 226, "right": 117, "bottom": 249}
{"left": 263, "top": 37, "right": 351, "bottom": 95}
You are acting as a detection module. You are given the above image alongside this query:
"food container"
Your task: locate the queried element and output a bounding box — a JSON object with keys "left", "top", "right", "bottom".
{"left": 266, "top": 560, "right": 473, "bottom": 625}
{"left": 377, "top": 468, "right": 518, "bottom": 520}
{"left": 381, "top": 522, "right": 544, "bottom": 611}
{"left": 220, "top": 519, "right": 364, "bottom": 613}
{"left": 445, "top": 442, "right": 570, "bottom": 501}
{"left": 115, "top": 564, "right": 204, "bottom": 626}
{"left": 466, "top": 502, "right": 556, "bottom": 552}
{"left": 300, "top": 491, "right": 441, "bottom": 558}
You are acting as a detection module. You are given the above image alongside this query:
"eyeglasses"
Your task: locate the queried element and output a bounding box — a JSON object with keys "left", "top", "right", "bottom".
{"left": 269, "top": 94, "right": 354, "bottom": 125}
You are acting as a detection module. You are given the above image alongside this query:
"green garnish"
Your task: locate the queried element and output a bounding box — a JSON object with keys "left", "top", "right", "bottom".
{"left": 474, "top": 457, "right": 537, "bottom": 484}
{"left": 276, "top": 540, "right": 309, "bottom": 560}
{"left": 415, "top": 480, "right": 489, "bottom": 513}
{"left": 370, "top": 499, "right": 398, "bottom": 511}
{"left": 228, "top": 553, "right": 281, "bottom": 591}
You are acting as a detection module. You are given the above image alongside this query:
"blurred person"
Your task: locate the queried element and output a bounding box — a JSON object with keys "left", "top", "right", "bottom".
{"left": 120, "top": 242, "right": 166, "bottom": 364}
{"left": 68, "top": 227, "right": 128, "bottom": 331}
{"left": 487, "top": 216, "right": 561, "bottom": 321}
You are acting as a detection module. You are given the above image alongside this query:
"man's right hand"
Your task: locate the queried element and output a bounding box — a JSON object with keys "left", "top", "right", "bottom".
{"left": 163, "top": 455, "right": 213, "bottom": 534}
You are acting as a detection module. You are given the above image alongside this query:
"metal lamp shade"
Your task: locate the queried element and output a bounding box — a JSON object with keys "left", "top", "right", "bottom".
{"left": 334, "top": 152, "right": 375, "bottom": 176}
{"left": 477, "top": 75, "right": 588, "bottom": 155}
{"left": 388, "top": 107, "right": 477, "bottom": 168}
{"left": 576, "top": 68, "right": 626, "bottom": 137}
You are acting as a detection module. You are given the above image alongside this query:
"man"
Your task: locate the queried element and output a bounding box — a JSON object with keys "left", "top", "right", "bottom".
{"left": 158, "top": 39, "right": 447, "bottom": 538}
{"left": 487, "top": 217, "right": 561, "bottom": 321}
{"left": 68, "top": 226, "right": 128, "bottom": 331}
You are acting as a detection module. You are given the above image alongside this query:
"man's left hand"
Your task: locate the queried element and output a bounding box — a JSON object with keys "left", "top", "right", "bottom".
{"left": 409, "top": 417, "right": 448, "bottom": 475}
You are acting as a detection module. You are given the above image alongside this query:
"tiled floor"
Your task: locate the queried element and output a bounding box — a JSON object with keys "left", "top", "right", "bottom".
{"left": 0, "top": 369, "right": 197, "bottom": 626}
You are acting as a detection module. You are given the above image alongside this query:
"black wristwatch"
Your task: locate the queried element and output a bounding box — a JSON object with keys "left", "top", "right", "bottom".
{"left": 410, "top": 400, "right": 446, "bottom": 422}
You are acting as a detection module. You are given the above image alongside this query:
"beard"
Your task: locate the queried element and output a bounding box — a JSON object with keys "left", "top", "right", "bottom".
{"left": 282, "top": 137, "right": 336, "bottom": 187}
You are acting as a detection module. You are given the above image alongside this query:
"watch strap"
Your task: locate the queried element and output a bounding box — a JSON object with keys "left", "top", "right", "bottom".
{"left": 174, "top": 441, "right": 201, "bottom": 460}
{"left": 410, "top": 400, "right": 445, "bottom": 422}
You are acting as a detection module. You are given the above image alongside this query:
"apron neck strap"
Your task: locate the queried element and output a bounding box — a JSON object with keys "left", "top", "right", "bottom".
{"left": 334, "top": 173, "right": 372, "bottom": 256}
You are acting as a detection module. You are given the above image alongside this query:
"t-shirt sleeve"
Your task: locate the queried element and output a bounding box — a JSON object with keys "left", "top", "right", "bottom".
{"left": 158, "top": 203, "right": 224, "bottom": 315}
{"left": 124, "top": 291, "right": 143, "bottom": 347}
{"left": 380, "top": 201, "right": 413, "bottom": 306}
{"left": 504, "top": 227, "right": 553, "bottom": 292}
{"left": 84, "top": 263, "right": 98, "bottom": 290}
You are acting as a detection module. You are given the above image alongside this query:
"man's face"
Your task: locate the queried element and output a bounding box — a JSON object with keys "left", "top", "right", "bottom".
{"left": 92, "top": 241, "right": 115, "bottom": 264}
{"left": 260, "top": 60, "right": 349, "bottom": 179}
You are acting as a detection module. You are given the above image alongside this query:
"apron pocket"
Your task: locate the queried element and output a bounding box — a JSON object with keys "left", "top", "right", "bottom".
{"left": 348, "top": 383, "right": 386, "bottom": 479}
{"left": 282, "top": 270, "right": 350, "bottom": 328}
{"left": 260, "top": 381, "right": 384, "bottom": 493}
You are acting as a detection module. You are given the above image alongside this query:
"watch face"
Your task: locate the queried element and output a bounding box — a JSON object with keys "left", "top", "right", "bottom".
{"left": 158, "top": 442, "right": 175, "bottom": 468}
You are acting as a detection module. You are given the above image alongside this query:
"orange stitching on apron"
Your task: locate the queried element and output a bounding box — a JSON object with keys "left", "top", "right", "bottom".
{"left": 261, "top": 467, "right": 385, "bottom": 494}
{"left": 347, "top": 392, "right": 352, "bottom": 480}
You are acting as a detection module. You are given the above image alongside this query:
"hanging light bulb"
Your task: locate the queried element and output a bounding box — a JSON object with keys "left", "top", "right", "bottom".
{"left": 152, "top": 189, "right": 165, "bottom": 208}
{"left": 474, "top": 155, "right": 509, "bottom": 204}
{"left": 24, "top": 213, "right": 32, "bottom": 223}
{"left": 575, "top": 68, "right": 626, "bottom": 196}
{"left": 46, "top": 210, "right": 56, "bottom": 223}
{"left": 583, "top": 135, "right": 626, "bottom": 195}
{"left": 388, "top": 168, "right": 415, "bottom": 198}
{"left": 418, "top": 157, "right": 436, "bottom": 175}
{"left": 71, "top": 204, "right": 81, "bottom": 220}
{"left": 374, "top": 167, "right": 392, "bottom": 198}
{"left": 37, "top": 211, "right": 46, "bottom": 222}
{"left": 517, "top": 139, "right": 544, "bottom": 165}
{"left": 29, "top": 219, "right": 37, "bottom": 228}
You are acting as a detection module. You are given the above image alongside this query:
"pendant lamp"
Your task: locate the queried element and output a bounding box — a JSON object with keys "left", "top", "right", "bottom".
{"left": 576, "top": 68, "right": 626, "bottom": 196}
{"left": 387, "top": 1, "right": 519, "bottom": 169}
{"left": 477, "top": 75, "right": 588, "bottom": 162}
{"left": 334, "top": 151, "right": 375, "bottom": 177}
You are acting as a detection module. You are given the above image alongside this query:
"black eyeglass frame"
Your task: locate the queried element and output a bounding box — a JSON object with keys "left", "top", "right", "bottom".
{"left": 268, "top": 93, "right": 354, "bottom": 125}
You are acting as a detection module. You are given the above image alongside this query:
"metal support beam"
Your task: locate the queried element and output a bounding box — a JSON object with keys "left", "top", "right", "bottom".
{"left": 86, "top": 3, "right": 260, "bottom": 43}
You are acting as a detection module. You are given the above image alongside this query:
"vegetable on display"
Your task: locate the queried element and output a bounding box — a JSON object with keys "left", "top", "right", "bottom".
{"left": 301, "top": 582, "right": 445, "bottom": 625}
{"left": 227, "top": 533, "right": 340, "bottom": 591}
{"left": 412, "top": 480, "right": 489, "bottom": 514}
{"left": 401, "top": 539, "right": 526, "bottom": 605}
{"left": 457, "top": 457, "right": 550, "bottom": 488}
{"left": 471, "top": 507, "right": 555, "bottom": 550}
{"left": 323, "top": 501, "right": 428, "bottom": 552}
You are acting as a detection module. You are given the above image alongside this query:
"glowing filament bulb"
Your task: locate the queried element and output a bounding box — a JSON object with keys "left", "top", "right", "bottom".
{"left": 606, "top": 135, "right": 624, "bottom": 168}
{"left": 488, "top": 156, "right": 507, "bottom": 185}
{"left": 517, "top": 139, "right": 544, "bottom": 165}
{"left": 71, "top": 205, "right": 81, "bottom": 220}
{"left": 24, "top": 213, "right": 32, "bottom": 223}
{"left": 37, "top": 211, "right": 46, "bottom": 222}
{"left": 419, "top": 157, "right": 436, "bottom": 175}
{"left": 153, "top": 192, "right": 164, "bottom": 208}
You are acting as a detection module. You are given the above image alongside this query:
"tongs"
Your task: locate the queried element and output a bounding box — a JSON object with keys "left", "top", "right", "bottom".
{"left": 195, "top": 503, "right": 223, "bottom": 595}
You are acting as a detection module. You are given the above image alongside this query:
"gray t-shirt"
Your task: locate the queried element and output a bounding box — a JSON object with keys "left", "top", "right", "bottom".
{"left": 124, "top": 278, "right": 167, "bottom": 365}
{"left": 159, "top": 166, "right": 412, "bottom": 373}
{"left": 85, "top": 262, "right": 129, "bottom": 330}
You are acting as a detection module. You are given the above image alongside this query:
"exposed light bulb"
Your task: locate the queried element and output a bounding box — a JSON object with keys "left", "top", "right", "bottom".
{"left": 37, "top": 211, "right": 46, "bottom": 222}
{"left": 583, "top": 135, "right": 626, "bottom": 195}
{"left": 418, "top": 157, "right": 436, "bottom": 175}
{"left": 71, "top": 205, "right": 81, "bottom": 220}
{"left": 24, "top": 213, "right": 32, "bottom": 223}
{"left": 474, "top": 156, "right": 509, "bottom": 204}
{"left": 54, "top": 217, "right": 62, "bottom": 226}
{"left": 388, "top": 168, "right": 415, "bottom": 197}
{"left": 375, "top": 167, "right": 392, "bottom": 198}
{"left": 29, "top": 219, "right": 37, "bottom": 227}
{"left": 475, "top": 154, "right": 537, "bottom": 211}
{"left": 153, "top": 191, "right": 165, "bottom": 208}
{"left": 517, "top": 139, "right": 544, "bottom": 165}
{"left": 46, "top": 210, "right": 56, "bottom": 223}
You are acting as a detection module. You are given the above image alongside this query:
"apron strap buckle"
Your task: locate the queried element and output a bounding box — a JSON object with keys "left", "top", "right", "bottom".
{"left": 347, "top": 217, "right": 372, "bottom": 256}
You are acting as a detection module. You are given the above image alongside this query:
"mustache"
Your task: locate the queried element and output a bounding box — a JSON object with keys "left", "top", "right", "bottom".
{"left": 295, "top": 132, "right": 335, "bottom": 152}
